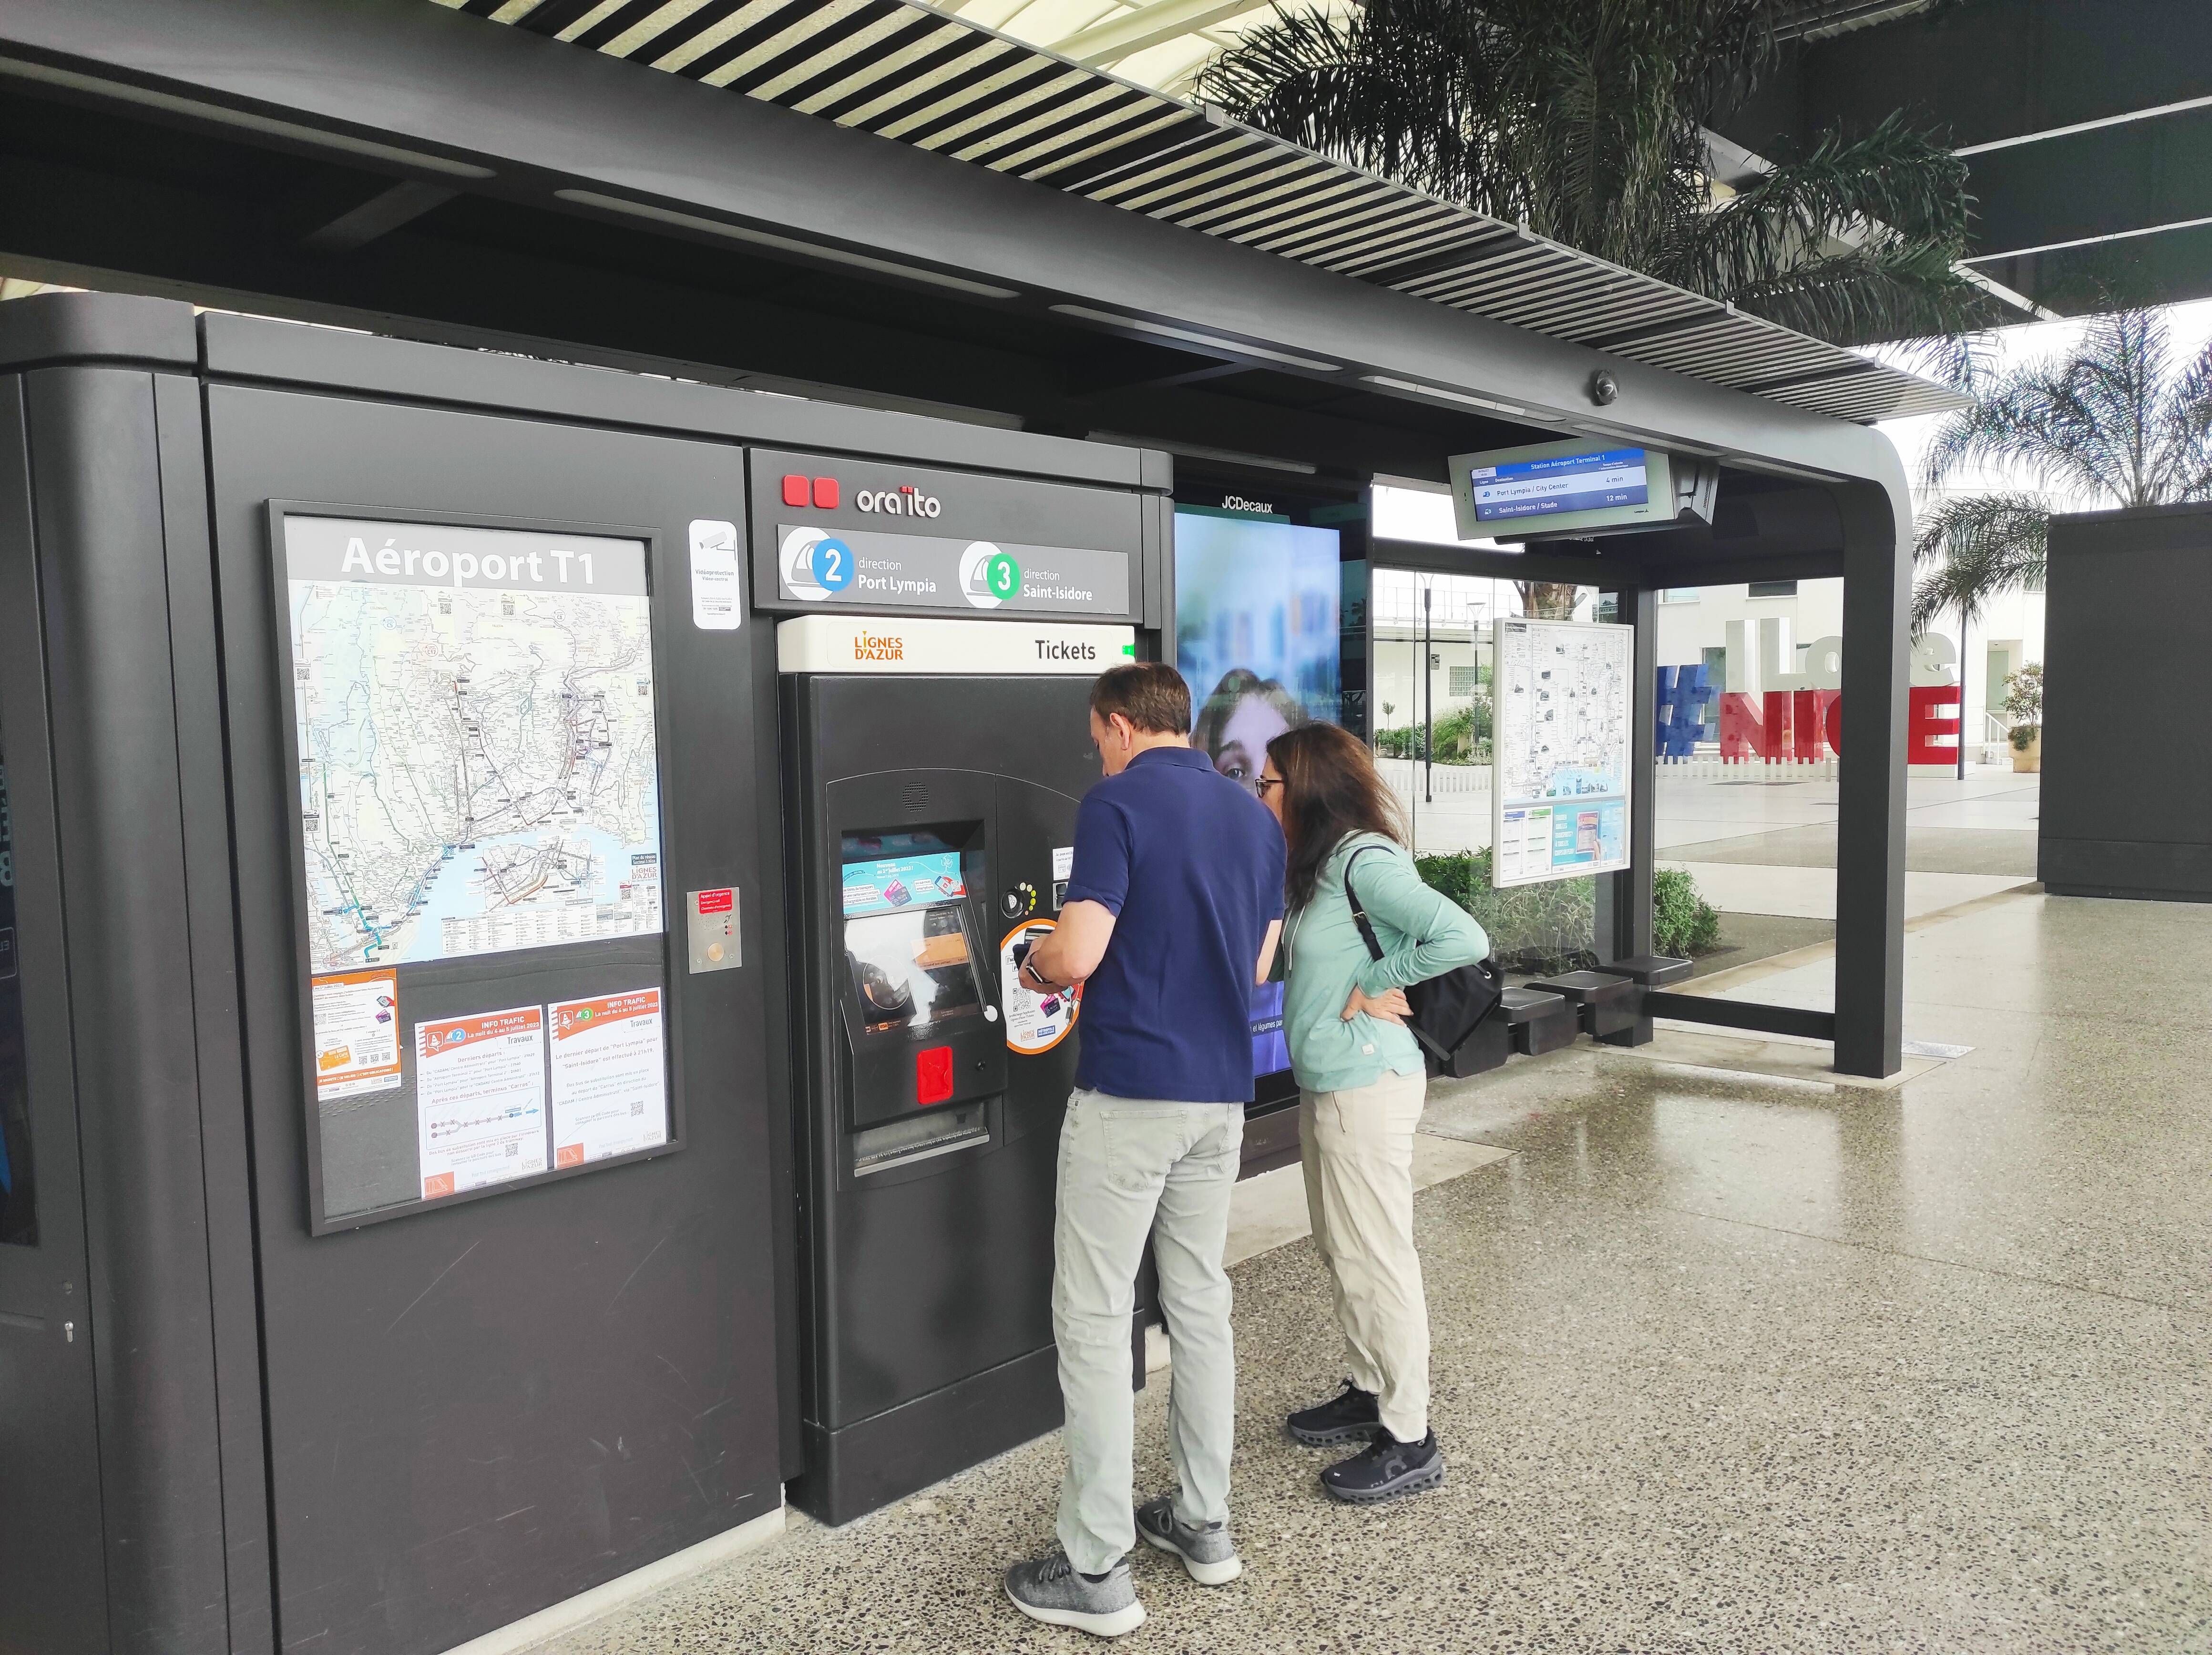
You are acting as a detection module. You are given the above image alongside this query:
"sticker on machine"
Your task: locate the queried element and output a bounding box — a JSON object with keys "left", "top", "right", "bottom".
{"left": 688, "top": 520, "right": 743, "bottom": 630}
{"left": 414, "top": 1005, "right": 548, "bottom": 1200}
{"left": 549, "top": 989, "right": 669, "bottom": 1167}
{"left": 309, "top": 968, "right": 402, "bottom": 1100}
{"left": 1001, "top": 919, "right": 1080, "bottom": 1055}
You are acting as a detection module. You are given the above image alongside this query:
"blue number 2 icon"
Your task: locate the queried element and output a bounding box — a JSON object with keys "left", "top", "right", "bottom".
{"left": 812, "top": 536, "right": 855, "bottom": 593}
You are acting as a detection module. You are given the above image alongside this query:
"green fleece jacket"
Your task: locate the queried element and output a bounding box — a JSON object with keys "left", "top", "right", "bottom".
{"left": 1280, "top": 833, "right": 1490, "bottom": 1093}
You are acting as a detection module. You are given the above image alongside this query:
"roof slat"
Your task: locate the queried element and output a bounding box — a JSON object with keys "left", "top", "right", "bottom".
{"left": 442, "top": 0, "right": 1965, "bottom": 422}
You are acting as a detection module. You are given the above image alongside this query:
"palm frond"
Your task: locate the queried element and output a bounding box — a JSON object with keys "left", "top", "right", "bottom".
{"left": 1909, "top": 491, "right": 2049, "bottom": 631}
{"left": 1198, "top": 0, "right": 1975, "bottom": 349}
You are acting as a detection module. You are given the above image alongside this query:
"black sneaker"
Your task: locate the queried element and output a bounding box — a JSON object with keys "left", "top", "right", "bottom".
{"left": 1286, "top": 1380, "right": 1382, "bottom": 1446}
{"left": 1320, "top": 1430, "right": 1446, "bottom": 1504}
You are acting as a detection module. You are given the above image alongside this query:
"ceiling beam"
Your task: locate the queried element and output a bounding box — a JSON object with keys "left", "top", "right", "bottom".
{"left": 1050, "top": 0, "right": 1264, "bottom": 66}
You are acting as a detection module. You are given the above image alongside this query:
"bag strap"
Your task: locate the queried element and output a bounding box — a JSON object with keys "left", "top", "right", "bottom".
{"left": 1341, "top": 843, "right": 1388, "bottom": 964}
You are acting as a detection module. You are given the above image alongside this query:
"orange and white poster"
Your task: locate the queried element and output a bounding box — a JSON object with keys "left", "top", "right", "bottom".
{"left": 549, "top": 990, "right": 668, "bottom": 1168}
{"left": 309, "top": 969, "right": 401, "bottom": 1100}
{"left": 414, "top": 1005, "right": 548, "bottom": 1200}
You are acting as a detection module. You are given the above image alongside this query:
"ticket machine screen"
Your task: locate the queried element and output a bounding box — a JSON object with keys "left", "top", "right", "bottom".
{"left": 840, "top": 832, "right": 984, "bottom": 1037}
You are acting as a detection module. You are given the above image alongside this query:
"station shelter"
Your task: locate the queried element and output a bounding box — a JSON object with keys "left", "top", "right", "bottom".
{"left": 0, "top": 4, "right": 1956, "bottom": 1652}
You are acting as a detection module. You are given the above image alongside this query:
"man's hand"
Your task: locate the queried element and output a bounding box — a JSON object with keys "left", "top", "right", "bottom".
{"left": 1023, "top": 899, "right": 1116, "bottom": 990}
{"left": 1343, "top": 985, "right": 1411, "bottom": 1024}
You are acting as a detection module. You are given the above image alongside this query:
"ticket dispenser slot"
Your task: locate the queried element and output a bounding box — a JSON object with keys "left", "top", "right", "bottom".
{"left": 834, "top": 824, "right": 1006, "bottom": 1134}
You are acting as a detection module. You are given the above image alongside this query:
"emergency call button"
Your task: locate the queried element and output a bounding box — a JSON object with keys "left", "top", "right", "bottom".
{"left": 688, "top": 888, "right": 741, "bottom": 973}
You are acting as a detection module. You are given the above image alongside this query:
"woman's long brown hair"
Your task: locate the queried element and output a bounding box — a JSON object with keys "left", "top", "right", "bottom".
{"left": 1266, "top": 723, "right": 1407, "bottom": 912}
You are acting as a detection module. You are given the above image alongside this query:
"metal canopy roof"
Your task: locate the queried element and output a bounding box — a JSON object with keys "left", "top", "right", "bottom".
{"left": 437, "top": 0, "right": 1963, "bottom": 424}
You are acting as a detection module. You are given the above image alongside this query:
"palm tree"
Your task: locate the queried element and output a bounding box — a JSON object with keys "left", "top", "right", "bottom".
{"left": 1195, "top": 0, "right": 1991, "bottom": 346}
{"left": 1912, "top": 308, "right": 2212, "bottom": 627}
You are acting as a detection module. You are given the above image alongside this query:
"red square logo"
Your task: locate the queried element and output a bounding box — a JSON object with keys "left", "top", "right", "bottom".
{"left": 812, "top": 476, "right": 840, "bottom": 510}
{"left": 915, "top": 1044, "right": 954, "bottom": 1106}
{"left": 781, "top": 473, "right": 810, "bottom": 507}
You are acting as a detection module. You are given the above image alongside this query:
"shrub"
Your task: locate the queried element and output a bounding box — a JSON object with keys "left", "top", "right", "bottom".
{"left": 1652, "top": 867, "right": 1721, "bottom": 956}
{"left": 1415, "top": 848, "right": 1594, "bottom": 973}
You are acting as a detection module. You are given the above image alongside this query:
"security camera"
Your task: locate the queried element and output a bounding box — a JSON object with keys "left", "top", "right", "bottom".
{"left": 1588, "top": 370, "right": 1619, "bottom": 406}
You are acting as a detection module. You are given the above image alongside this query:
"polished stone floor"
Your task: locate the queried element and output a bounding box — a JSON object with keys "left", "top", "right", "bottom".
{"left": 541, "top": 891, "right": 2208, "bottom": 1655}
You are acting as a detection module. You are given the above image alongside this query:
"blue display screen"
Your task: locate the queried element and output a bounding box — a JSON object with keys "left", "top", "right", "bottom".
{"left": 842, "top": 852, "right": 967, "bottom": 917}
{"left": 1468, "top": 447, "right": 1650, "bottom": 522}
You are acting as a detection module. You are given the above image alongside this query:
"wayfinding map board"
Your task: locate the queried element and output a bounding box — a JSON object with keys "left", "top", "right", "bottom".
{"left": 278, "top": 513, "right": 673, "bottom": 1228}
{"left": 1492, "top": 618, "right": 1635, "bottom": 889}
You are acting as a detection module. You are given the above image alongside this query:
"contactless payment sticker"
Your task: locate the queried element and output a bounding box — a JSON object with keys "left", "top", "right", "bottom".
{"left": 1001, "top": 919, "right": 1079, "bottom": 1054}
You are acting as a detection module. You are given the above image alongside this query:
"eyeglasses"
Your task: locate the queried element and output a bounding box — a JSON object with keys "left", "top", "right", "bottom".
{"left": 1255, "top": 776, "right": 1285, "bottom": 795}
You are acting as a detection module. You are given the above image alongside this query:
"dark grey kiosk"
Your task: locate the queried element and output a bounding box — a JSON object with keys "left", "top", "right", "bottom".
{"left": 0, "top": 0, "right": 1947, "bottom": 1651}
{"left": 2038, "top": 501, "right": 2212, "bottom": 902}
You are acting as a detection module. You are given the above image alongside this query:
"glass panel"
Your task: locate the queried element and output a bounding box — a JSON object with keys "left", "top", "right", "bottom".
{"left": 0, "top": 735, "right": 35, "bottom": 1245}
{"left": 1370, "top": 568, "right": 1602, "bottom": 973}
{"left": 1655, "top": 577, "right": 1841, "bottom": 1005}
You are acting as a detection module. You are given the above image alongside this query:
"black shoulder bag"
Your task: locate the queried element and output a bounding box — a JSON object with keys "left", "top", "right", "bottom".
{"left": 1342, "top": 845, "right": 1504, "bottom": 1073}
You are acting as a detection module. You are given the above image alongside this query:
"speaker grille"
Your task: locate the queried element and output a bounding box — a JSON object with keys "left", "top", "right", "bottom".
{"left": 901, "top": 781, "right": 929, "bottom": 816}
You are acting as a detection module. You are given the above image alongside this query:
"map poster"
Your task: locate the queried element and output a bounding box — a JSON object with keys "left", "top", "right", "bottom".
{"left": 1491, "top": 618, "right": 1635, "bottom": 889}
{"left": 548, "top": 990, "right": 669, "bottom": 1167}
{"left": 309, "top": 968, "right": 401, "bottom": 1100}
{"left": 282, "top": 515, "right": 663, "bottom": 974}
{"left": 1000, "top": 920, "right": 1079, "bottom": 1054}
{"left": 415, "top": 1005, "right": 548, "bottom": 1200}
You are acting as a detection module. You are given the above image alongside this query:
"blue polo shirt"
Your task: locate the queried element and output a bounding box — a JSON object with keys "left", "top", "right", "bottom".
{"left": 1064, "top": 746, "right": 1286, "bottom": 1103}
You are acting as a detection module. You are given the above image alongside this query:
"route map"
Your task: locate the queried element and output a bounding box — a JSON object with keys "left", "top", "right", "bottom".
{"left": 1492, "top": 618, "right": 1634, "bottom": 888}
{"left": 285, "top": 518, "right": 663, "bottom": 971}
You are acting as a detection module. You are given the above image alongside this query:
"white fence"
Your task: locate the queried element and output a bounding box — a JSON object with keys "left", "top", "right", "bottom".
{"left": 1374, "top": 756, "right": 1490, "bottom": 797}
{"left": 1656, "top": 754, "right": 1838, "bottom": 783}
{"left": 1375, "top": 754, "right": 1842, "bottom": 788}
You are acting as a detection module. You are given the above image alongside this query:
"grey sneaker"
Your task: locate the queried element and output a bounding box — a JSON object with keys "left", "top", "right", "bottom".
{"left": 1004, "top": 1549, "right": 1145, "bottom": 1638}
{"left": 1135, "top": 1493, "right": 1243, "bottom": 1585}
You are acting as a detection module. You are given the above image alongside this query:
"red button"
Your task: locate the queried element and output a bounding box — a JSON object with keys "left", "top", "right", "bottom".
{"left": 781, "top": 473, "right": 810, "bottom": 507}
{"left": 812, "top": 476, "right": 840, "bottom": 510}
{"left": 915, "top": 1044, "right": 954, "bottom": 1105}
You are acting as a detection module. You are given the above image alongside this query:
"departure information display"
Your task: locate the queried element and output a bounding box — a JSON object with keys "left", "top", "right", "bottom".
{"left": 1466, "top": 447, "right": 1650, "bottom": 523}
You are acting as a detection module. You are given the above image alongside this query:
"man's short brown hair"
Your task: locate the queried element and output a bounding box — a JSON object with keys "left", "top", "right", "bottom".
{"left": 1089, "top": 662, "right": 1191, "bottom": 736}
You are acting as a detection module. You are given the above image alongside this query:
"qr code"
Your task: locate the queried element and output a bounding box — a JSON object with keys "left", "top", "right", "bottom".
{"left": 505, "top": 1141, "right": 518, "bottom": 1155}
{"left": 630, "top": 1101, "right": 644, "bottom": 1115}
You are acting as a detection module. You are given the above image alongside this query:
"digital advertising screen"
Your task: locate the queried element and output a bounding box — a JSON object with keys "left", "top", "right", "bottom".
{"left": 1173, "top": 507, "right": 1341, "bottom": 1076}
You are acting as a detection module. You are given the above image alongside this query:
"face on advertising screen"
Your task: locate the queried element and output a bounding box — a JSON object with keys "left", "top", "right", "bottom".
{"left": 1173, "top": 508, "right": 1341, "bottom": 1077}
{"left": 1174, "top": 511, "right": 1341, "bottom": 797}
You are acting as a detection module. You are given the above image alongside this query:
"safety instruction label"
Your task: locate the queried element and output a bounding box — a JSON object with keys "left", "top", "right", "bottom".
{"left": 310, "top": 969, "right": 402, "bottom": 1100}
{"left": 1001, "top": 919, "right": 1079, "bottom": 1054}
{"left": 689, "top": 519, "right": 743, "bottom": 631}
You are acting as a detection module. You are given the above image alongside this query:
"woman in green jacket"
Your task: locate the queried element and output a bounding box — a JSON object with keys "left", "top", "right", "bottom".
{"left": 1256, "top": 723, "right": 1488, "bottom": 1505}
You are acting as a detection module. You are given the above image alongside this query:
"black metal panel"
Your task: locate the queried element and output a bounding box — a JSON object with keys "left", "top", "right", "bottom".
{"left": 0, "top": 377, "right": 112, "bottom": 1655}
{"left": 203, "top": 380, "right": 783, "bottom": 1655}
{"left": 23, "top": 365, "right": 232, "bottom": 1655}
{"left": 785, "top": 672, "right": 1098, "bottom": 1523}
{"left": 150, "top": 371, "right": 277, "bottom": 1653}
{"left": 1642, "top": 992, "right": 1838, "bottom": 1043}
{"left": 1834, "top": 479, "right": 1912, "bottom": 1078}
{"left": 2040, "top": 504, "right": 2212, "bottom": 900}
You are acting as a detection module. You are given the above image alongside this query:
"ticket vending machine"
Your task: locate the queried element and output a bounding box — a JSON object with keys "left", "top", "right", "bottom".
{"left": 761, "top": 445, "right": 1169, "bottom": 1523}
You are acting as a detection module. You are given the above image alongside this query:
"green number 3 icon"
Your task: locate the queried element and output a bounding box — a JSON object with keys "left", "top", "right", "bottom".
{"left": 986, "top": 552, "right": 1021, "bottom": 598}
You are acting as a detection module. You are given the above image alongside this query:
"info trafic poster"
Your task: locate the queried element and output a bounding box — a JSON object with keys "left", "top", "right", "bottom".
{"left": 1492, "top": 619, "right": 1635, "bottom": 889}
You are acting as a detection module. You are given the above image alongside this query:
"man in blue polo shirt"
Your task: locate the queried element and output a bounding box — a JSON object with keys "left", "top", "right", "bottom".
{"left": 1004, "top": 662, "right": 1285, "bottom": 1638}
